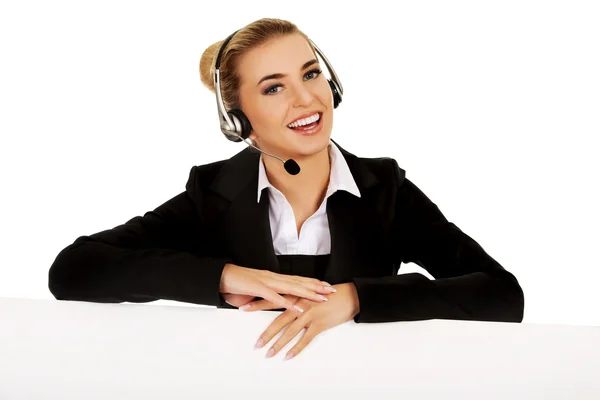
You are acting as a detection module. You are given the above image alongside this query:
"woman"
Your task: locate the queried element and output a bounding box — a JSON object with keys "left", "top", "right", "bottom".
{"left": 48, "top": 18, "right": 524, "bottom": 360}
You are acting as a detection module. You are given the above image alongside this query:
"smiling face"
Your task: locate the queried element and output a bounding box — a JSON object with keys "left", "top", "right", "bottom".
{"left": 237, "top": 33, "right": 334, "bottom": 161}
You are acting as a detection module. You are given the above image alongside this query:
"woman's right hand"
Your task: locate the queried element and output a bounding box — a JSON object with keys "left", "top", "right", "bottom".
{"left": 219, "top": 263, "right": 336, "bottom": 312}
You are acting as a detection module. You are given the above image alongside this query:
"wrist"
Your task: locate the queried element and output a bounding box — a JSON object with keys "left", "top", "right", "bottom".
{"left": 348, "top": 282, "right": 360, "bottom": 317}
{"left": 220, "top": 263, "right": 236, "bottom": 293}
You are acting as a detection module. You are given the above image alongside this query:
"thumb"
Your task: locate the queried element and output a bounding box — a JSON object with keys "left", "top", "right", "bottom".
{"left": 223, "top": 293, "right": 256, "bottom": 308}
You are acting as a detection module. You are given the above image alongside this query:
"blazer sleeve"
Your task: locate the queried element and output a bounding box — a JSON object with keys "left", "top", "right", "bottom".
{"left": 351, "top": 159, "right": 525, "bottom": 324}
{"left": 48, "top": 166, "right": 232, "bottom": 306}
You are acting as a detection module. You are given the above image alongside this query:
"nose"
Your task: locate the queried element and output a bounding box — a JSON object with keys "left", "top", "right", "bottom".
{"left": 290, "top": 82, "right": 314, "bottom": 108}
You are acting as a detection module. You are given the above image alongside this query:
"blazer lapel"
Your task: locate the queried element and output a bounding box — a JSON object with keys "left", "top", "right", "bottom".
{"left": 206, "top": 147, "right": 279, "bottom": 273}
{"left": 324, "top": 140, "right": 393, "bottom": 284}
{"left": 205, "top": 140, "right": 392, "bottom": 284}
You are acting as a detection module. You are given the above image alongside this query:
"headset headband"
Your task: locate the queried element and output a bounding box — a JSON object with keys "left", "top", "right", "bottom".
{"left": 213, "top": 28, "right": 343, "bottom": 141}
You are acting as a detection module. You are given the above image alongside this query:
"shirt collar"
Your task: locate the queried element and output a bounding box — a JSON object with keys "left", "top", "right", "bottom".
{"left": 257, "top": 139, "right": 361, "bottom": 203}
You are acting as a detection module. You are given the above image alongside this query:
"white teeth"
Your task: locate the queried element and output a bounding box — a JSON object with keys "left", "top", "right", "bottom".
{"left": 288, "top": 112, "right": 320, "bottom": 128}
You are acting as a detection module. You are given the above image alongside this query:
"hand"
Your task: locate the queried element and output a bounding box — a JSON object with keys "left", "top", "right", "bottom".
{"left": 219, "top": 263, "right": 335, "bottom": 313}
{"left": 249, "top": 282, "right": 360, "bottom": 360}
{"left": 222, "top": 293, "right": 257, "bottom": 308}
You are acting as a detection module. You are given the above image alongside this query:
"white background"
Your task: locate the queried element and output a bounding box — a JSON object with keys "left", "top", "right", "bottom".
{"left": 1, "top": 0, "right": 598, "bottom": 326}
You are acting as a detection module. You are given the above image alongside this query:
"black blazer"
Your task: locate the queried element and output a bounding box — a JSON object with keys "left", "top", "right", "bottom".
{"left": 48, "top": 140, "right": 524, "bottom": 324}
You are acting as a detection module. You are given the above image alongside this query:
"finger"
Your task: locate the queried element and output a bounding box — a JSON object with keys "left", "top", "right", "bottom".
{"left": 259, "top": 284, "right": 305, "bottom": 313}
{"left": 285, "top": 274, "right": 332, "bottom": 287}
{"left": 277, "top": 274, "right": 337, "bottom": 295}
{"left": 284, "top": 323, "right": 322, "bottom": 360}
{"left": 265, "top": 317, "right": 307, "bottom": 358}
{"left": 223, "top": 293, "right": 256, "bottom": 308}
{"left": 266, "top": 279, "right": 331, "bottom": 304}
{"left": 242, "top": 295, "right": 299, "bottom": 312}
{"left": 255, "top": 308, "right": 301, "bottom": 350}
{"left": 263, "top": 270, "right": 326, "bottom": 287}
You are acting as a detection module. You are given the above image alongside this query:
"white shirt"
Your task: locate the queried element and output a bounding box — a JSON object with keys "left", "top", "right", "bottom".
{"left": 257, "top": 140, "right": 361, "bottom": 255}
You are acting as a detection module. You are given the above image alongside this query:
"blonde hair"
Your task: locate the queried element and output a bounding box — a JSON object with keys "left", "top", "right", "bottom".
{"left": 199, "top": 18, "right": 317, "bottom": 147}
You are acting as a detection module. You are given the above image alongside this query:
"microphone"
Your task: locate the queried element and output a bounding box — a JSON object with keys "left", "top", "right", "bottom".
{"left": 224, "top": 130, "right": 300, "bottom": 175}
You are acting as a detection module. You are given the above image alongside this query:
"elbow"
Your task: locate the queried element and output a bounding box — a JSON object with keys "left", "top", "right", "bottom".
{"left": 48, "top": 242, "right": 82, "bottom": 300}
{"left": 48, "top": 272, "right": 64, "bottom": 300}
{"left": 48, "top": 238, "right": 121, "bottom": 302}
{"left": 504, "top": 284, "right": 525, "bottom": 323}
{"left": 494, "top": 270, "right": 525, "bottom": 323}
{"left": 48, "top": 238, "right": 129, "bottom": 304}
{"left": 48, "top": 266, "right": 73, "bottom": 301}
{"left": 511, "top": 281, "right": 525, "bottom": 323}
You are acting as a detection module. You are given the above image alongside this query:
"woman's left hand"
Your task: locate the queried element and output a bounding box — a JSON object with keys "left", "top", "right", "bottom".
{"left": 241, "top": 282, "right": 361, "bottom": 360}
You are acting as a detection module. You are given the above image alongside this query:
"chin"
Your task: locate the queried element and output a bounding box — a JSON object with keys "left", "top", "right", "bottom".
{"left": 280, "top": 115, "right": 333, "bottom": 156}
{"left": 291, "top": 136, "right": 331, "bottom": 158}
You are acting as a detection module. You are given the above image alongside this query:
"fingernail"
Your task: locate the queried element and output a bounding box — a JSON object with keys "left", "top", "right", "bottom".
{"left": 255, "top": 338, "right": 264, "bottom": 349}
{"left": 266, "top": 348, "right": 275, "bottom": 358}
{"left": 325, "top": 286, "right": 337, "bottom": 292}
{"left": 321, "top": 281, "right": 332, "bottom": 286}
{"left": 317, "top": 295, "right": 328, "bottom": 301}
{"left": 293, "top": 305, "right": 304, "bottom": 313}
{"left": 285, "top": 352, "right": 294, "bottom": 360}
{"left": 239, "top": 304, "right": 250, "bottom": 311}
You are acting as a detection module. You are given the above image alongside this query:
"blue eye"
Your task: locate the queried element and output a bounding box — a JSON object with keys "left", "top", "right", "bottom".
{"left": 263, "top": 68, "right": 323, "bottom": 95}
{"left": 304, "top": 68, "right": 322, "bottom": 80}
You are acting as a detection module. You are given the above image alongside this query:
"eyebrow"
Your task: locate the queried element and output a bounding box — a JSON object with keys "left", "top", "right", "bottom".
{"left": 257, "top": 59, "right": 319, "bottom": 86}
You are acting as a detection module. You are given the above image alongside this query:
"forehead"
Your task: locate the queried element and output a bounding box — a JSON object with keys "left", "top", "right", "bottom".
{"left": 238, "top": 33, "right": 316, "bottom": 85}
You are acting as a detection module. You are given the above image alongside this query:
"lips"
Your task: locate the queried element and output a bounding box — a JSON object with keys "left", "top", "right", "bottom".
{"left": 287, "top": 111, "right": 321, "bottom": 127}
{"left": 287, "top": 113, "right": 322, "bottom": 130}
{"left": 288, "top": 112, "right": 323, "bottom": 136}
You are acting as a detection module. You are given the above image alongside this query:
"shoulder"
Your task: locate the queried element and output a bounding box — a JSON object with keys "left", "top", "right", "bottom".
{"left": 333, "top": 140, "right": 406, "bottom": 186}
{"left": 182, "top": 158, "right": 230, "bottom": 197}
{"left": 350, "top": 153, "right": 407, "bottom": 189}
{"left": 188, "top": 159, "right": 227, "bottom": 181}
{"left": 183, "top": 147, "right": 259, "bottom": 201}
{"left": 362, "top": 155, "right": 405, "bottom": 181}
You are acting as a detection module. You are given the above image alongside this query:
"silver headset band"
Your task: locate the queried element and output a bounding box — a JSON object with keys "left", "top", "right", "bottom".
{"left": 213, "top": 33, "right": 343, "bottom": 133}
{"left": 308, "top": 38, "right": 344, "bottom": 96}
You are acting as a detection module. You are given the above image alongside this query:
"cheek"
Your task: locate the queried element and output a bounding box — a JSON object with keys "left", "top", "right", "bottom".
{"left": 253, "top": 98, "right": 283, "bottom": 121}
{"left": 263, "top": 109, "right": 278, "bottom": 123}
{"left": 249, "top": 107, "right": 276, "bottom": 130}
{"left": 318, "top": 84, "right": 334, "bottom": 107}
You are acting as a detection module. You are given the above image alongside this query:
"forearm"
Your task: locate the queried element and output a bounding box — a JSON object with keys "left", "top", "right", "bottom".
{"left": 49, "top": 238, "right": 230, "bottom": 306}
{"left": 352, "top": 269, "right": 524, "bottom": 323}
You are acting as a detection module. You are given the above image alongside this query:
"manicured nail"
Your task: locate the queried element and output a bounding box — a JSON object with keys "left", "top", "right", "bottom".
{"left": 266, "top": 348, "right": 275, "bottom": 358}
{"left": 321, "top": 281, "right": 332, "bottom": 286}
{"left": 293, "top": 305, "right": 304, "bottom": 313}
{"left": 325, "top": 286, "right": 337, "bottom": 292}
{"left": 239, "top": 304, "right": 250, "bottom": 311}
{"left": 255, "top": 338, "right": 264, "bottom": 349}
{"left": 285, "top": 352, "right": 294, "bottom": 360}
{"left": 317, "top": 295, "right": 328, "bottom": 301}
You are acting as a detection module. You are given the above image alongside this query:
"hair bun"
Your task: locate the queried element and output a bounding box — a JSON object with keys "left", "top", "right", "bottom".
{"left": 199, "top": 41, "right": 223, "bottom": 93}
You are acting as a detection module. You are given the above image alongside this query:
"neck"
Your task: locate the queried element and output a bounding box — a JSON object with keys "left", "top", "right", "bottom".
{"left": 262, "top": 145, "right": 331, "bottom": 209}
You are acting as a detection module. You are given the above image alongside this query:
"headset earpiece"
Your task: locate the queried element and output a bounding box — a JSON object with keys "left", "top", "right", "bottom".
{"left": 224, "top": 108, "right": 253, "bottom": 141}
{"left": 328, "top": 80, "right": 342, "bottom": 109}
{"left": 215, "top": 30, "right": 342, "bottom": 142}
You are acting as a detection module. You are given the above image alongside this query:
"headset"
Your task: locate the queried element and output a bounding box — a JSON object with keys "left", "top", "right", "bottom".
{"left": 213, "top": 29, "right": 344, "bottom": 144}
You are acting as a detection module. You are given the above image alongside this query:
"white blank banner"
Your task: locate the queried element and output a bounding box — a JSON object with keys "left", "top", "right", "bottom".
{"left": 1, "top": 297, "right": 599, "bottom": 399}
